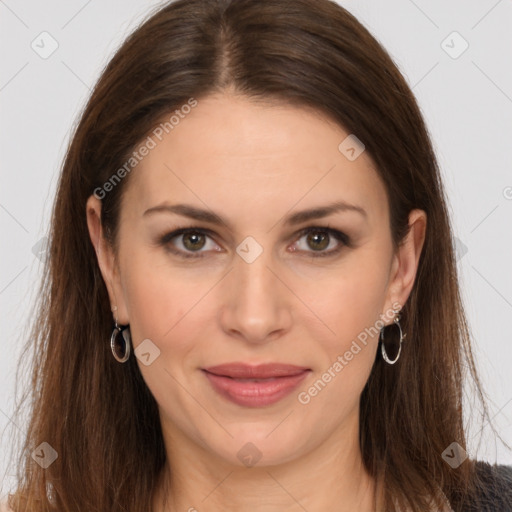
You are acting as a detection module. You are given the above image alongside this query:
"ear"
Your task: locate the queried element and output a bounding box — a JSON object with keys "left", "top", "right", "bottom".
{"left": 382, "top": 208, "right": 427, "bottom": 322}
{"left": 85, "top": 194, "right": 130, "bottom": 325}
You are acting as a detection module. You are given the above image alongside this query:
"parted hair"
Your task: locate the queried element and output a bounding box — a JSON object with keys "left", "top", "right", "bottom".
{"left": 5, "top": 1, "right": 504, "bottom": 511}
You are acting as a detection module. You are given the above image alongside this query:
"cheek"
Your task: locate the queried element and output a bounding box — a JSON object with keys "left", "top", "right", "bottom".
{"left": 119, "top": 250, "right": 197, "bottom": 350}
{"left": 119, "top": 252, "right": 208, "bottom": 408}
{"left": 308, "top": 261, "right": 389, "bottom": 352}
{"left": 297, "top": 260, "right": 389, "bottom": 404}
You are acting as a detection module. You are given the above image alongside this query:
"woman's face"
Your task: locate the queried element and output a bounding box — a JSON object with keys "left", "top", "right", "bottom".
{"left": 87, "top": 92, "right": 426, "bottom": 468}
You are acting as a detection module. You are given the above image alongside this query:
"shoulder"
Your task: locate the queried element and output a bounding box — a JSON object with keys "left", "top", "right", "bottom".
{"left": 0, "top": 498, "right": 13, "bottom": 512}
{"left": 461, "top": 460, "right": 512, "bottom": 511}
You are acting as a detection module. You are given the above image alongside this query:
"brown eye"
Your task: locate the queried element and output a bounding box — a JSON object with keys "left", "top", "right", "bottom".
{"left": 158, "top": 225, "right": 350, "bottom": 260}
{"left": 305, "top": 230, "right": 330, "bottom": 251}
{"left": 181, "top": 231, "right": 206, "bottom": 251}
{"left": 291, "top": 226, "right": 350, "bottom": 258}
{"left": 158, "top": 228, "right": 220, "bottom": 259}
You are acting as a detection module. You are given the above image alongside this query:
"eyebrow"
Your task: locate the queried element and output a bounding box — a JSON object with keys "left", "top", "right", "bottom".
{"left": 143, "top": 200, "right": 367, "bottom": 229}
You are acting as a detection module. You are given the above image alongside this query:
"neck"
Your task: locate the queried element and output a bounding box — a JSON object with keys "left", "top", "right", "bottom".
{"left": 152, "top": 419, "right": 384, "bottom": 512}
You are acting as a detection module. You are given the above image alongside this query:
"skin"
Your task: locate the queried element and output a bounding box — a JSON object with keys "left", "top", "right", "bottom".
{"left": 86, "top": 92, "right": 426, "bottom": 511}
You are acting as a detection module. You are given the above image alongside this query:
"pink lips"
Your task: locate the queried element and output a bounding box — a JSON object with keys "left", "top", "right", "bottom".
{"left": 202, "top": 363, "right": 311, "bottom": 407}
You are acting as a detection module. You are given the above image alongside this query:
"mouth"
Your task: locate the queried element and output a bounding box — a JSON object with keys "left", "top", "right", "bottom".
{"left": 201, "top": 363, "right": 311, "bottom": 407}
{"left": 202, "top": 362, "right": 311, "bottom": 379}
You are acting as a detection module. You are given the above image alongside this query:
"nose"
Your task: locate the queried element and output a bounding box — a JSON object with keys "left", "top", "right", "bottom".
{"left": 217, "top": 247, "right": 293, "bottom": 345}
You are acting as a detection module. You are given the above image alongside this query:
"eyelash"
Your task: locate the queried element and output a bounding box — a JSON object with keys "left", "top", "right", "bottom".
{"left": 157, "top": 225, "right": 351, "bottom": 259}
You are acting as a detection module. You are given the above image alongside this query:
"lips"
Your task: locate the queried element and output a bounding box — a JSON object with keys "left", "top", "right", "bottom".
{"left": 201, "top": 362, "right": 311, "bottom": 407}
{"left": 202, "top": 362, "right": 310, "bottom": 379}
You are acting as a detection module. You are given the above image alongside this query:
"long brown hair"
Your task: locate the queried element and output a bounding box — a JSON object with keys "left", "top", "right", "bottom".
{"left": 5, "top": 0, "right": 505, "bottom": 510}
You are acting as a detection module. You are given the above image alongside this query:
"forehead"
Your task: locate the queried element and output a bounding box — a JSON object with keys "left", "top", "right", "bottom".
{"left": 121, "top": 93, "right": 388, "bottom": 229}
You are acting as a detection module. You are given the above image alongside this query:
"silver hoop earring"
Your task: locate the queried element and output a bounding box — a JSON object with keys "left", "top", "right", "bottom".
{"left": 380, "top": 309, "right": 406, "bottom": 365}
{"left": 110, "top": 320, "right": 131, "bottom": 363}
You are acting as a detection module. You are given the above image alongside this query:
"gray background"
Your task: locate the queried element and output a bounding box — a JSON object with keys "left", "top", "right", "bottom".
{"left": 1, "top": 0, "right": 511, "bottom": 498}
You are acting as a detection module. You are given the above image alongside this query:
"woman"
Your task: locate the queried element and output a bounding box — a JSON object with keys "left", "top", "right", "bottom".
{"left": 3, "top": 0, "right": 511, "bottom": 510}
